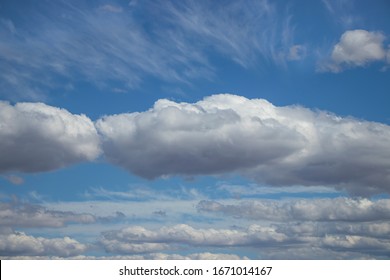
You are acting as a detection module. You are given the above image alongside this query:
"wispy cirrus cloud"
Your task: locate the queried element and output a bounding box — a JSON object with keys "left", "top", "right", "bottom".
{"left": 0, "top": 0, "right": 299, "bottom": 100}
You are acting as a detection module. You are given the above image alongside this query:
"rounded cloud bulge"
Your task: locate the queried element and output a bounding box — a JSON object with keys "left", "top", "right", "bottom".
{"left": 96, "top": 94, "right": 390, "bottom": 195}
{"left": 95, "top": 94, "right": 306, "bottom": 178}
{"left": 1, "top": 94, "right": 389, "bottom": 195}
{"left": 0, "top": 101, "right": 101, "bottom": 173}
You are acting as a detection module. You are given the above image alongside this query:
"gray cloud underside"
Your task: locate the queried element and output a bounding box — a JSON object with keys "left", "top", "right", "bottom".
{"left": 0, "top": 201, "right": 125, "bottom": 228}
{"left": 0, "top": 231, "right": 87, "bottom": 257}
{"left": 197, "top": 198, "right": 390, "bottom": 222}
{"left": 0, "top": 101, "right": 101, "bottom": 173}
{"left": 2, "top": 94, "right": 390, "bottom": 194}
{"left": 97, "top": 94, "right": 390, "bottom": 195}
{"left": 100, "top": 223, "right": 390, "bottom": 258}
{"left": 1, "top": 197, "right": 389, "bottom": 259}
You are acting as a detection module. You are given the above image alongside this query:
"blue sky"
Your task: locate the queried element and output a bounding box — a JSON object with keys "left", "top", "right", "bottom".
{"left": 1, "top": 0, "right": 390, "bottom": 259}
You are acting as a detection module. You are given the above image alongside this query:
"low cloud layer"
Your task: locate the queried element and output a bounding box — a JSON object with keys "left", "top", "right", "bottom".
{"left": 0, "top": 232, "right": 87, "bottom": 257}
{"left": 99, "top": 222, "right": 390, "bottom": 259}
{"left": 97, "top": 94, "right": 390, "bottom": 195}
{"left": 197, "top": 198, "right": 390, "bottom": 222}
{"left": 0, "top": 202, "right": 95, "bottom": 228}
{"left": 0, "top": 101, "right": 101, "bottom": 173}
{"left": 100, "top": 224, "right": 288, "bottom": 254}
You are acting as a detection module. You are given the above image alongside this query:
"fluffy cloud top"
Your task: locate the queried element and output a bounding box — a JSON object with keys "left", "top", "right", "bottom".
{"left": 97, "top": 94, "right": 390, "bottom": 195}
{"left": 0, "top": 101, "right": 101, "bottom": 173}
{"left": 99, "top": 221, "right": 390, "bottom": 258}
{"left": 100, "top": 224, "right": 287, "bottom": 254}
{"left": 321, "top": 29, "right": 389, "bottom": 72}
{"left": 0, "top": 232, "right": 87, "bottom": 257}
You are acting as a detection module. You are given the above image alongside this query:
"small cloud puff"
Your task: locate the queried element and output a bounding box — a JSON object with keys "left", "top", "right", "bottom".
{"left": 319, "top": 29, "right": 389, "bottom": 72}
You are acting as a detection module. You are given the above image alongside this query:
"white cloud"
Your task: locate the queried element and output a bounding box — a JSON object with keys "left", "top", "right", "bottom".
{"left": 99, "top": 221, "right": 390, "bottom": 258}
{"left": 0, "top": 101, "right": 101, "bottom": 173}
{"left": 97, "top": 94, "right": 390, "bottom": 195}
{"left": 197, "top": 198, "right": 390, "bottom": 222}
{"left": 320, "top": 29, "right": 389, "bottom": 72}
{"left": 0, "top": 232, "right": 87, "bottom": 257}
{"left": 100, "top": 224, "right": 287, "bottom": 254}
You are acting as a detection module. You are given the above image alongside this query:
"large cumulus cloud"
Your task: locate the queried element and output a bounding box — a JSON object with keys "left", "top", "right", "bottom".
{"left": 0, "top": 101, "right": 101, "bottom": 173}
{"left": 96, "top": 94, "right": 390, "bottom": 195}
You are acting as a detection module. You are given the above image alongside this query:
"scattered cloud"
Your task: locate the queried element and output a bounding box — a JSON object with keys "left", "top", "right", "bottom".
{"left": 0, "top": 101, "right": 101, "bottom": 173}
{"left": 0, "top": 231, "right": 87, "bottom": 257}
{"left": 0, "top": 201, "right": 95, "bottom": 228}
{"left": 97, "top": 94, "right": 390, "bottom": 195}
{"left": 100, "top": 224, "right": 288, "bottom": 254}
{"left": 197, "top": 198, "right": 390, "bottom": 222}
{"left": 99, "top": 221, "right": 390, "bottom": 258}
{"left": 319, "top": 29, "right": 389, "bottom": 72}
{"left": 0, "top": 200, "right": 126, "bottom": 228}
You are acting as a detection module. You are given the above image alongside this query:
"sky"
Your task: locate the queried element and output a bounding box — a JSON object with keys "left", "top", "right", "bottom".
{"left": 1, "top": 0, "right": 390, "bottom": 260}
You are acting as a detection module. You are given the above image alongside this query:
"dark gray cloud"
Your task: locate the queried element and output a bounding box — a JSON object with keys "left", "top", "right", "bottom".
{"left": 0, "top": 101, "right": 101, "bottom": 173}
{"left": 96, "top": 94, "right": 390, "bottom": 195}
